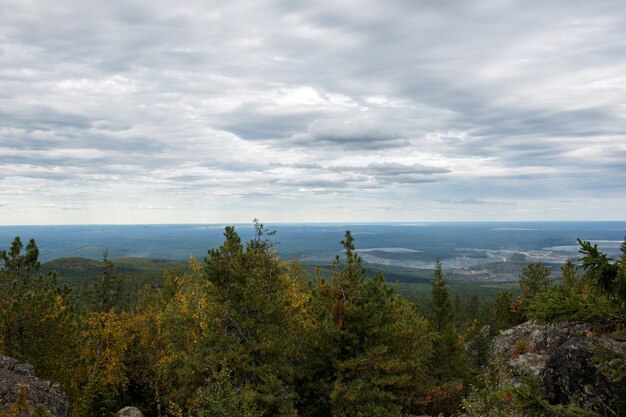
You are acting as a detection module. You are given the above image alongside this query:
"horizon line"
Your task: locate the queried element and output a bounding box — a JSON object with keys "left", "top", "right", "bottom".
{"left": 1, "top": 220, "right": 626, "bottom": 227}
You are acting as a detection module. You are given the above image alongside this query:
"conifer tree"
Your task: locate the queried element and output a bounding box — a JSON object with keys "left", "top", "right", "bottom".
{"left": 519, "top": 263, "right": 552, "bottom": 300}
{"left": 560, "top": 260, "right": 579, "bottom": 290}
{"left": 301, "top": 231, "right": 432, "bottom": 417}
{"left": 0, "top": 237, "right": 74, "bottom": 383}
{"left": 426, "top": 259, "right": 467, "bottom": 415}
{"left": 195, "top": 224, "right": 307, "bottom": 416}
{"left": 429, "top": 259, "right": 452, "bottom": 333}
{"left": 492, "top": 291, "right": 516, "bottom": 331}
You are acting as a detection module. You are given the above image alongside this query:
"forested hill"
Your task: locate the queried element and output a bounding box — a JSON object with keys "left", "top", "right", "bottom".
{"left": 1, "top": 225, "right": 625, "bottom": 417}
{"left": 41, "top": 255, "right": 521, "bottom": 309}
{"left": 41, "top": 257, "right": 187, "bottom": 285}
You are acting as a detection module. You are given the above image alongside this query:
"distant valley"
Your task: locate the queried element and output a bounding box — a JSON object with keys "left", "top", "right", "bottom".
{"left": 5, "top": 221, "right": 624, "bottom": 284}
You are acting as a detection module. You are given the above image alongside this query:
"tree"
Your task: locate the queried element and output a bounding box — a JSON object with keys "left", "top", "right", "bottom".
{"left": 560, "top": 261, "right": 579, "bottom": 290}
{"left": 300, "top": 231, "right": 432, "bottom": 417}
{"left": 578, "top": 238, "right": 626, "bottom": 311}
{"left": 425, "top": 260, "right": 467, "bottom": 415}
{"left": 197, "top": 224, "right": 307, "bottom": 416}
{"left": 91, "top": 251, "right": 124, "bottom": 312}
{"left": 519, "top": 263, "right": 552, "bottom": 301}
{"left": 492, "top": 291, "right": 517, "bottom": 331}
{"left": 0, "top": 237, "right": 74, "bottom": 383}
{"left": 429, "top": 259, "right": 452, "bottom": 333}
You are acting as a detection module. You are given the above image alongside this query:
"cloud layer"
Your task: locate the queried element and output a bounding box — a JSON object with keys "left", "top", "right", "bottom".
{"left": 1, "top": 0, "right": 625, "bottom": 223}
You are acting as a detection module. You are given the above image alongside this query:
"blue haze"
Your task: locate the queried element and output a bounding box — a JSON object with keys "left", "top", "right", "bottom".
{"left": 1, "top": 223, "right": 624, "bottom": 272}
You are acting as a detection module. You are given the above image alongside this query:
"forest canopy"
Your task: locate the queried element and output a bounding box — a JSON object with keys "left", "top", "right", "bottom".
{"left": 0, "top": 223, "right": 624, "bottom": 417}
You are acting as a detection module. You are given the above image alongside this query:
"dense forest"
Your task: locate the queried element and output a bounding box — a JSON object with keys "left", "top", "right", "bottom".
{"left": 1, "top": 221, "right": 625, "bottom": 417}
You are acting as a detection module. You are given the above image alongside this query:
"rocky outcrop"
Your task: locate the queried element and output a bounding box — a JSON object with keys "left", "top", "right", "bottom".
{"left": 0, "top": 356, "right": 68, "bottom": 417}
{"left": 541, "top": 336, "right": 626, "bottom": 416}
{"left": 118, "top": 406, "right": 145, "bottom": 417}
{"left": 493, "top": 321, "right": 626, "bottom": 417}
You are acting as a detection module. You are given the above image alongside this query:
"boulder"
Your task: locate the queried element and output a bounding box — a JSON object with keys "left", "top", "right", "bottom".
{"left": 492, "top": 322, "right": 626, "bottom": 417}
{"left": 118, "top": 406, "right": 145, "bottom": 417}
{"left": 541, "top": 336, "right": 626, "bottom": 417}
{"left": 0, "top": 356, "right": 68, "bottom": 417}
{"left": 492, "top": 321, "right": 591, "bottom": 365}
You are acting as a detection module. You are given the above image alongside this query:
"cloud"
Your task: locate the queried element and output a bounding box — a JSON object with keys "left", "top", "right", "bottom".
{"left": 290, "top": 118, "right": 409, "bottom": 149}
{"left": 1, "top": 0, "right": 625, "bottom": 223}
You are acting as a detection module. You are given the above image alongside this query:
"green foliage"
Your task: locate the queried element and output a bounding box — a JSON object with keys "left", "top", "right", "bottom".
{"left": 519, "top": 263, "right": 552, "bottom": 301}
{"left": 91, "top": 251, "right": 125, "bottom": 312}
{"left": 462, "top": 366, "right": 601, "bottom": 417}
{"left": 591, "top": 345, "right": 626, "bottom": 383}
{"left": 77, "top": 373, "right": 118, "bottom": 417}
{"left": 527, "top": 279, "right": 615, "bottom": 323}
{"left": 464, "top": 323, "right": 492, "bottom": 371}
{"left": 492, "top": 291, "right": 519, "bottom": 331}
{"left": 199, "top": 224, "right": 307, "bottom": 416}
{"left": 578, "top": 237, "right": 626, "bottom": 312}
{"left": 191, "top": 369, "right": 260, "bottom": 417}
{"left": 0, "top": 237, "right": 75, "bottom": 383}
{"left": 429, "top": 259, "right": 452, "bottom": 333}
{"left": 4, "top": 226, "right": 623, "bottom": 417}
{"left": 525, "top": 254, "right": 621, "bottom": 324}
{"left": 300, "top": 231, "right": 432, "bottom": 417}
{"left": 424, "top": 260, "right": 468, "bottom": 415}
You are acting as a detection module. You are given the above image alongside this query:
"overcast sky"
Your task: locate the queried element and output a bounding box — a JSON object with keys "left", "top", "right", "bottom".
{"left": 1, "top": 0, "right": 625, "bottom": 224}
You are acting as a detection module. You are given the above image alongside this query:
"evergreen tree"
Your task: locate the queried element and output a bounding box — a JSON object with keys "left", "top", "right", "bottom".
{"left": 561, "top": 261, "right": 579, "bottom": 290}
{"left": 429, "top": 259, "right": 452, "bottom": 333}
{"left": 92, "top": 251, "right": 125, "bottom": 312}
{"left": 492, "top": 291, "right": 516, "bottom": 331}
{"left": 426, "top": 259, "right": 467, "bottom": 415}
{"left": 0, "top": 237, "right": 74, "bottom": 383}
{"left": 464, "top": 294, "right": 481, "bottom": 325}
{"left": 453, "top": 293, "right": 463, "bottom": 330}
{"left": 197, "top": 224, "right": 307, "bottom": 416}
{"left": 301, "top": 231, "right": 432, "bottom": 417}
{"left": 519, "top": 263, "right": 552, "bottom": 300}
{"left": 578, "top": 239, "right": 624, "bottom": 304}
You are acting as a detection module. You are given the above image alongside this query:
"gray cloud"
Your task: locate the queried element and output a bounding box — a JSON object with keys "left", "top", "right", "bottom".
{"left": 1, "top": 0, "right": 625, "bottom": 223}
{"left": 290, "top": 118, "right": 409, "bottom": 149}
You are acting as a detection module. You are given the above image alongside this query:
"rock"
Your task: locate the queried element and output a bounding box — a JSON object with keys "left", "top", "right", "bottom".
{"left": 0, "top": 356, "right": 68, "bottom": 417}
{"left": 541, "top": 336, "right": 626, "bottom": 417}
{"left": 492, "top": 322, "right": 626, "bottom": 417}
{"left": 118, "top": 406, "right": 145, "bottom": 417}
{"left": 492, "top": 321, "right": 591, "bottom": 367}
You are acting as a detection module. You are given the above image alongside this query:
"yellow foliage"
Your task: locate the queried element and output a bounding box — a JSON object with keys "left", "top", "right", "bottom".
{"left": 81, "top": 310, "right": 133, "bottom": 394}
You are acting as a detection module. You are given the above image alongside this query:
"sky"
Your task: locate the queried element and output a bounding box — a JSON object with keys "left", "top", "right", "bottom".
{"left": 1, "top": 0, "right": 625, "bottom": 224}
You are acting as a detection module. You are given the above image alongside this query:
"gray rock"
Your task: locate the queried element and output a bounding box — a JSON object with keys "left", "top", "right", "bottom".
{"left": 492, "top": 322, "right": 626, "bottom": 417}
{"left": 118, "top": 406, "right": 145, "bottom": 417}
{"left": 0, "top": 356, "right": 68, "bottom": 417}
{"left": 492, "top": 321, "right": 591, "bottom": 366}
{"left": 541, "top": 336, "right": 626, "bottom": 417}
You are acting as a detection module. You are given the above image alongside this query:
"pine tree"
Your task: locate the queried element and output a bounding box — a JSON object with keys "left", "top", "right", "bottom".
{"left": 519, "top": 263, "right": 552, "bottom": 300}
{"left": 92, "top": 251, "right": 124, "bottom": 312}
{"left": 300, "top": 231, "right": 432, "bottom": 417}
{"left": 492, "top": 291, "right": 516, "bottom": 331}
{"left": 429, "top": 259, "right": 452, "bottom": 333}
{"left": 426, "top": 259, "right": 467, "bottom": 415}
{"left": 196, "top": 224, "right": 307, "bottom": 416}
{"left": 0, "top": 237, "right": 74, "bottom": 383}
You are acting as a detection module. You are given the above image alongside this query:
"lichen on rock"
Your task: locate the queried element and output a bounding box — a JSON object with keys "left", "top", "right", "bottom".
{"left": 0, "top": 356, "right": 68, "bottom": 417}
